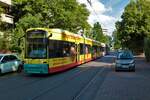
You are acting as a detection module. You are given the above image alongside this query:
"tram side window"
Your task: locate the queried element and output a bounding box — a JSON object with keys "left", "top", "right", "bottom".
{"left": 99, "top": 46, "right": 101, "bottom": 52}
{"left": 93, "top": 45, "right": 97, "bottom": 53}
{"left": 97, "top": 46, "right": 100, "bottom": 52}
{"left": 88, "top": 45, "right": 92, "bottom": 53}
{"left": 48, "top": 40, "right": 60, "bottom": 58}
{"left": 80, "top": 43, "right": 85, "bottom": 54}
{"left": 63, "top": 42, "right": 72, "bottom": 57}
{"left": 100, "top": 46, "right": 104, "bottom": 52}
{"left": 85, "top": 44, "right": 91, "bottom": 54}
{"left": 90, "top": 45, "right": 92, "bottom": 53}
{"left": 49, "top": 40, "right": 75, "bottom": 58}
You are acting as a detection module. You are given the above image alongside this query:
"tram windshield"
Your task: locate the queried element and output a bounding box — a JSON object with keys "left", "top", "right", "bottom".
{"left": 25, "top": 30, "right": 47, "bottom": 58}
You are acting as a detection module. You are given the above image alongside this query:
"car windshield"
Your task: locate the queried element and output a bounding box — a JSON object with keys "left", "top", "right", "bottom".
{"left": 118, "top": 52, "right": 133, "bottom": 59}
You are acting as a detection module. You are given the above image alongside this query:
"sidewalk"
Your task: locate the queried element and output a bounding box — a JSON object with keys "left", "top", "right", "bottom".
{"left": 94, "top": 54, "right": 150, "bottom": 100}
{"left": 135, "top": 54, "right": 150, "bottom": 66}
{"left": 135, "top": 54, "right": 150, "bottom": 75}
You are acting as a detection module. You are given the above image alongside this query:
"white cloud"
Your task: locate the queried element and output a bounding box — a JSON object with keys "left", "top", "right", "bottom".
{"left": 77, "top": 0, "right": 120, "bottom": 36}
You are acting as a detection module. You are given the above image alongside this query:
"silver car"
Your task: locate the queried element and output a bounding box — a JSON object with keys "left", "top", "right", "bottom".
{"left": 115, "top": 51, "right": 135, "bottom": 71}
{"left": 0, "top": 54, "right": 23, "bottom": 75}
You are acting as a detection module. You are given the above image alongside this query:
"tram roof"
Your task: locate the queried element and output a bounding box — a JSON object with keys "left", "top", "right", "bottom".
{"left": 26, "top": 28, "right": 104, "bottom": 45}
{"left": 27, "top": 28, "right": 83, "bottom": 39}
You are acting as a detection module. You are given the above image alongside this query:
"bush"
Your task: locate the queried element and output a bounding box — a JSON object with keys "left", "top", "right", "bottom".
{"left": 9, "top": 45, "right": 22, "bottom": 54}
{"left": 144, "top": 37, "right": 150, "bottom": 62}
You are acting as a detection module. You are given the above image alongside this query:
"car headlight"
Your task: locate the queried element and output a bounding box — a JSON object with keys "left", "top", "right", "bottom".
{"left": 130, "top": 63, "right": 135, "bottom": 66}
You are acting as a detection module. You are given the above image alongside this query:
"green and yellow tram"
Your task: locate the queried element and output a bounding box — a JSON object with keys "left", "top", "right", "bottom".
{"left": 24, "top": 28, "right": 106, "bottom": 74}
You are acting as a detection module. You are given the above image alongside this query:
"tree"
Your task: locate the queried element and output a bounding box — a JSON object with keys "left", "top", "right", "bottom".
{"left": 0, "top": 6, "right": 10, "bottom": 50}
{"left": 92, "top": 22, "right": 103, "bottom": 41}
{"left": 112, "top": 30, "right": 121, "bottom": 50}
{"left": 91, "top": 22, "right": 110, "bottom": 44}
{"left": 11, "top": 0, "right": 91, "bottom": 52}
{"left": 12, "top": 0, "right": 90, "bottom": 33}
{"left": 115, "top": 0, "right": 150, "bottom": 53}
{"left": 144, "top": 37, "right": 150, "bottom": 62}
{"left": 0, "top": 6, "right": 3, "bottom": 26}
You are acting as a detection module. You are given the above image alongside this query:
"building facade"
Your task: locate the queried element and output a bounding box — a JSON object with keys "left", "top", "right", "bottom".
{"left": 0, "top": 0, "right": 13, "bottom": 50}
{"left": 0, "top": 0, "right": 13, "bottom": 31}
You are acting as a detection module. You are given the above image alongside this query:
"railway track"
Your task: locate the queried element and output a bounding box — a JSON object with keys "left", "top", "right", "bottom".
{"left": 0, "top": 56, "right": 115, "bottom": 100}
{"left": 28, "top": 60, "right": 111, "bottom": 100}
{"left": 29, "top": 66, "right": 96, "bottom": 100}
{"left": 72, "top": 67, "right": 105, "bottom": 100}
{"left": 0, "top": 64, "right": 94, "bottom": 99}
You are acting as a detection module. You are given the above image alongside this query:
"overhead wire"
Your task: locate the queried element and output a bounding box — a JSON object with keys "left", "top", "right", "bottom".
{"left": 86, "top": 0, "right": 101, "bottom": 23}
{"left": 87, "top": 0, "right": 110, "bottom": 35}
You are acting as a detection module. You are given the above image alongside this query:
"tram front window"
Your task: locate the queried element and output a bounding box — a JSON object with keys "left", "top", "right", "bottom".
{"left": 27, "top": 43, "right": 47, "bottom": 58}
{"left": 26, "top": 30, "right": 47, "bottom": 58}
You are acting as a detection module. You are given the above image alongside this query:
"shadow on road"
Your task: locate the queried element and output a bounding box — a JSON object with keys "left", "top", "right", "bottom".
{"left": 94, "top": 55, "right": 115, "bottom": 64}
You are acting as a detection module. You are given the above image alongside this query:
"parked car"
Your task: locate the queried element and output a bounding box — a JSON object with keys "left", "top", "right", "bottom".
{"left": 115, "top": 50, "right": 135, "bottom": 71}
{"left": 0, "top": 54, "right": 23, "bottom": 75}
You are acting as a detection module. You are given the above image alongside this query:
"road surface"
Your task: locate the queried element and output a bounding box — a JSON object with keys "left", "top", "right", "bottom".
{"left": 0, "top": 53, "right": 150, "bottom": 100}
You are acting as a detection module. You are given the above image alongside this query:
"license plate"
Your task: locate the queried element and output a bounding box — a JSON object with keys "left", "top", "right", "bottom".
{"left": 122, "top": 65, "right": 128, "bottom": 68}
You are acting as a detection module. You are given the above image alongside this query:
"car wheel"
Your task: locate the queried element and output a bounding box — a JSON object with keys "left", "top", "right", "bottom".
{"left": 130, "top": 68, "right": 135, "bottom": 72}
{"left": 115, "top": 68, "right": 118, "bottom": 72}
{"left": 17, "top": 65, "right": 23, "bottom": 73}
{"left": 132, "top": 68, "right": 135, "bottom": 72}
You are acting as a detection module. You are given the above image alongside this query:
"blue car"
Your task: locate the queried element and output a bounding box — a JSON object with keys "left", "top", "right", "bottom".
{"left": 0, "top": 54, "right": 23, "bottom": 75}
{"left": 115, "top": 51, "right": 135, "bottom": 71}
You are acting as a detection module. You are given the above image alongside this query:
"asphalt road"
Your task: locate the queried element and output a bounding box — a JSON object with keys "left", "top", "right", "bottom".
{"left": 0, "top": 53, "right": 150, "bottom": 100}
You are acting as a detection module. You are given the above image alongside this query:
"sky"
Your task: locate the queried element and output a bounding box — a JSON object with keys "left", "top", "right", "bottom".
{"left": 77, "top": 0, "right": 129, "bottom": 36}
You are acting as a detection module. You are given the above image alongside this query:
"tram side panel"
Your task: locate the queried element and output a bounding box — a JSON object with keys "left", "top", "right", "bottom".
{"left": 24, "top": 28, "right": 105, "bottom": 74}
{"left": 47, "top": 40, "right": 78, "bottom": 73}
{"left": 24, "top": 29, "right": 81, "bottom": 74}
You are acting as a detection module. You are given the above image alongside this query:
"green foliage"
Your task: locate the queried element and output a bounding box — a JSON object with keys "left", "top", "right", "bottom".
{"left": 16, "top": 14, "right": 43, "bottom": 31}
{"left": 0, "top": 31, "right": 11, "bottom": 50}
{"left": 144, "top": 37, "right": 150, "bottom": 62}
{"left": 92, "top": 22, "right": 103, "bottom": 41}
{"left": 0, "top": 36, "right": 6, "bottom": 49}
{"left": 112, "top": 30, "right": 121, "bottom": 50}
{"left": 11, "top": 0, "right": 91, "bottom": 53}
{"left": 114, "top": 0, "right": 150, "bottom": 53}
{"left": 0, "top": 6, "right": 4, "bottom": 50}
{"left": 0, "top": 6, "right": 4, "bottom": 26}
{"left": 12, "top": 0, "right": 90, "bottom": 33}
{"left": 91, "top": 22, "right": 110, "bottom": 44}
{"left": 0, "top": 5, "right": 11, "bottom": 50}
